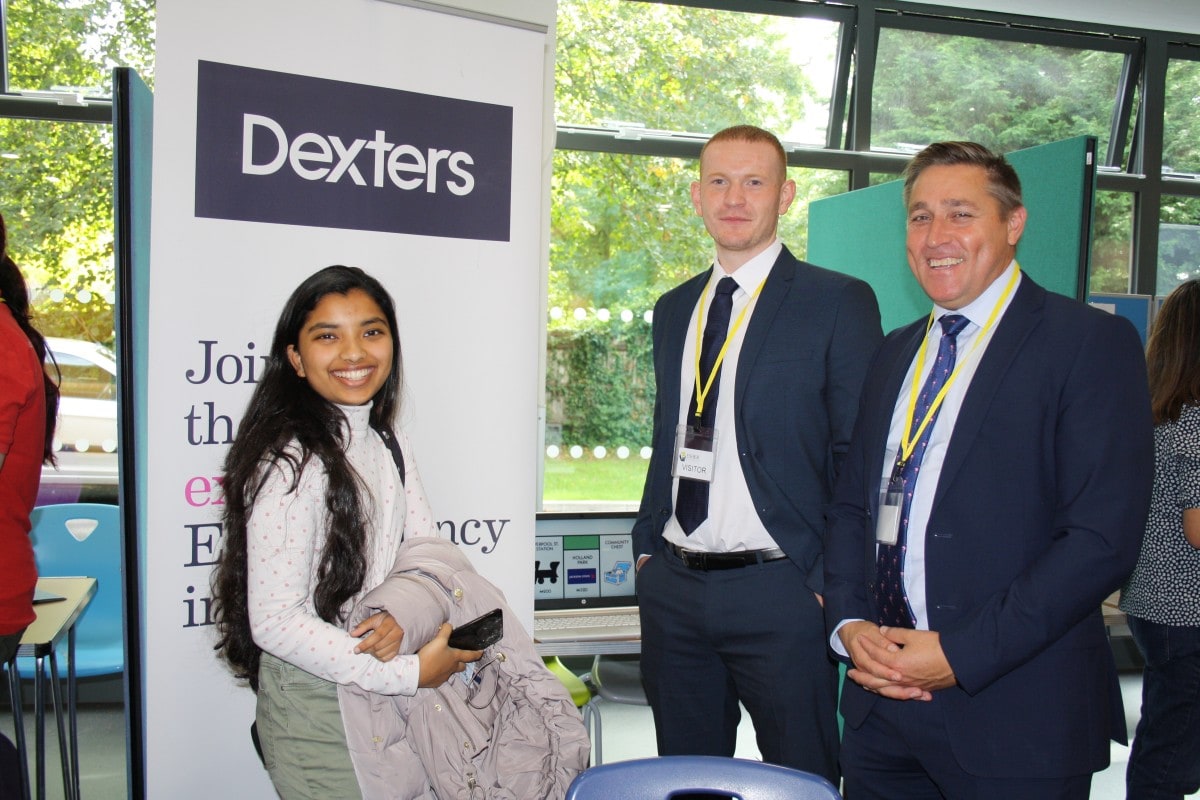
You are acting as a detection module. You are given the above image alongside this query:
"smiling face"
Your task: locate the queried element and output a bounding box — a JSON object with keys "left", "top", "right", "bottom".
{"left": 690, "top": 138, "right": 796, "bottom": 272}
{"left": 286, "top": 288, "right": 394, "bottom": 406}
{"left": 905, "top": 163, "right": 1027, "bottom": 310}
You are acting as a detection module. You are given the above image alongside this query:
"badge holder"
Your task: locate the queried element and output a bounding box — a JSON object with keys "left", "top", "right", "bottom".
{"left": 876, "top": 455, "right": 904, "bottom": 546}
{"left": 673, "top": 424, "right": 718, "bottom": 483}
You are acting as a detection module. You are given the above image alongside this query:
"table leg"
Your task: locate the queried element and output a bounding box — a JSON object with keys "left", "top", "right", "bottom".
{"left": 47, "top": 653, "right": 73, "bottom": 800}
{"left": 67, "top": 628, "right": 79, "bottom": 800}
{"left": 34, "top": 655, "right": 44, "bottom": 800}
{"left": 5, "top": 658, "right": 31, "bottom": 800}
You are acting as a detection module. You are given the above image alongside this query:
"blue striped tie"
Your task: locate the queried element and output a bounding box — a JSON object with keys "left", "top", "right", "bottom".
{"left": 874, "top": 313, "right": 969, "bottom": 628}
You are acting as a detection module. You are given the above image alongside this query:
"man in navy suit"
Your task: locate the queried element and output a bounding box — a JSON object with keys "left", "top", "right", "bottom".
{"left": 824, "top": 141, "right": 1154, "bottom": 798}
{"left": 632, "top": 125, "right": 882, "bottom": 781}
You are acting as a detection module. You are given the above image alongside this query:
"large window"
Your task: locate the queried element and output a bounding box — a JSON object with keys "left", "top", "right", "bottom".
{"left": 1, "top": 2, "right": 154, "bottom": 797}
{"left": 556, "top": 0, "right": 841, "bottom": 145}
{"left": 548, "top": 0, "right": 850, "bottom": 511}
{"left": 1158, "top": 51, "right": 1200, "bottom": 296}
{"left": 546, "top": 0, "right": 1196, "bottom": 511}
{"left": 1, "top": 1, "right": 152, "bottom": 502}
{"left": 1159, "top": 196, "right": 1200, "bottom": 295}
{"left": 1163, "top": 56, "right": 1200, "bottom": 176}
{"left": 871, "top": 26, "right": 1131, "bottom": 157}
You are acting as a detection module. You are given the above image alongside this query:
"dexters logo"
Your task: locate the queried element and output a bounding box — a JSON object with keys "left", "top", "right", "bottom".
{"left": 194, "top": 60, "right": 512, "bottom": 241}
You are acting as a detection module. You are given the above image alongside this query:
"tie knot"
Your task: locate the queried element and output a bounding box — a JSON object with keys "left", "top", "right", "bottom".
{"left": 939, "top": 313, "right": 969, "bottom": 339}
{"left": 715, "top": 277, "right": 738, "bottom": 297}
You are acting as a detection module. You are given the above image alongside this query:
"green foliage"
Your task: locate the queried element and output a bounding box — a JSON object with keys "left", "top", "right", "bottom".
{"left": 1091, "top": 191, "right": 1133, "bottom": 294}
{"left": 548, "top": 316, "right": 654, "bottom": 447}
{"left": 1163, "top": 59, "right": 1200, "bottom": 174}
{"left": 872, "top": 30, "right": 1123, "bottom": 156}
{"left": 551, "top": 0, "right": 820, "bottom": 314}
{"left": 0, "top": 0, "right": 155, "bottom": 345}
{"left": 556, "top": 0, "right": 811, "bottom": 134}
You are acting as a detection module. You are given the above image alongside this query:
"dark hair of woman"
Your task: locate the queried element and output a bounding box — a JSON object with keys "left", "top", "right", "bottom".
{"left": 0, "top": 214, "right": 59, "bottom": 464}
{"left": 211, "top": 265, "right": 404, "bottom": 689}
{"left": 1146, "top": 278, "right": 1200, "bottom": 425}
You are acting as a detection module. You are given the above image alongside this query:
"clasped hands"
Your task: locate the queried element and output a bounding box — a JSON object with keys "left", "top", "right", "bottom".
{"left": 352, "top": 611, "right": 483, "bottom": 688}
{"left": 838, "top": 621, "right": 956, "bottom": 701}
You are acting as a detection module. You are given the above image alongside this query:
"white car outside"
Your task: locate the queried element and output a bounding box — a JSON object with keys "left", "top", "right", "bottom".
{"left": 43, "top": 336, "right": 119, "bottom": 487}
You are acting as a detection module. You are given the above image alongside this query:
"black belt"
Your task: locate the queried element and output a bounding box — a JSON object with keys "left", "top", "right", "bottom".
{"left": 667, "top": 543, "right": 788, "bottom": 570}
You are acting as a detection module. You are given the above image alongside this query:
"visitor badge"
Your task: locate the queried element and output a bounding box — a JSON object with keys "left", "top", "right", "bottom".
{"left": 673, "top": 424, "right": 718, "bottom": 483}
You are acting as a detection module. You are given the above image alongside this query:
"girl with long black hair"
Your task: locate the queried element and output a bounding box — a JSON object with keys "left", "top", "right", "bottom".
{"left": 211, "top": 265, "right": 477, "bottom": 799}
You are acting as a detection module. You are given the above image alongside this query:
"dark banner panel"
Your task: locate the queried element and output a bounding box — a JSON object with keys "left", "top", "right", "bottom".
{"left": 194, "top": 60, "right": 513, "bottom": 241}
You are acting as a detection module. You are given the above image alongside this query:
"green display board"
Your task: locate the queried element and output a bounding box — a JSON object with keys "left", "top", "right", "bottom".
{"left": 808, "top": 136, "right": 1096, "bottom": 333}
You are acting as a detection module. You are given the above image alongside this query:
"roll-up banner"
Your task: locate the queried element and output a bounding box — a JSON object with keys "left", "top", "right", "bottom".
{"left": 144, "top": 0, "right": 550, "bottom": 793}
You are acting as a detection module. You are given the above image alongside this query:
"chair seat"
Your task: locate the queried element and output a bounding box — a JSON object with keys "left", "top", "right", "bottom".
{"left": 564, "top": 755, "right": 842, "bottom": 800}
{"left": 590, "top": 654, "right": 647, "bottom": 706}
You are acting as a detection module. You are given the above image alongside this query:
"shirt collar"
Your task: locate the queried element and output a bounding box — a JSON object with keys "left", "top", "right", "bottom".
{"left": 712, "top": 239, "right": 781, "bottom": 294}
{"left": 931, "top": 259, "right": 1021, "bottom": 328}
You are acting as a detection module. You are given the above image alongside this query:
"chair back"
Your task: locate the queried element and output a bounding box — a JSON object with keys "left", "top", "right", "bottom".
{"left": 564, "top": 755, "right": 841, "bottom": 800}
{"left": 26, "top": 502, "right": 124, "bottom": 677}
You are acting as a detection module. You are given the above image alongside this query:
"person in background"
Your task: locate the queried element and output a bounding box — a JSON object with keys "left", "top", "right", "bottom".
{"left": 210, "top": 265, "right": 480, "bottom": 800}
{"left": 1120, "top": 278, "right": 1200, "bottom": 800}
{"left": 824, "top": 141, "right": 1154, "bottom": 798}
{"left": 632, "top": 124, "right": 882, "bottom": 781}
{"left": 0, "top": 213, "right": 59, "bottom": 796}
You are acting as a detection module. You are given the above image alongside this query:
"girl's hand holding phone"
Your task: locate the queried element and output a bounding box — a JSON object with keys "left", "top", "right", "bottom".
{"left": 416, "top": 623, "right": 484, "bottom": 688}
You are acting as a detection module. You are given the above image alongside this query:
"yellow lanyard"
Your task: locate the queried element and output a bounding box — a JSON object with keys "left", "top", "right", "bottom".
{"left": 692, "top": 277, "right": 767, "bottom": 419}
{"left": 897, "top": 265, "right": 1021, "bottom": 466}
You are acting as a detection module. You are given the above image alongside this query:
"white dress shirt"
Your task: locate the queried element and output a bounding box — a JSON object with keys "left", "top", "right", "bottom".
{"left": 661, "top": 239, "right": 782, "bottom": 554}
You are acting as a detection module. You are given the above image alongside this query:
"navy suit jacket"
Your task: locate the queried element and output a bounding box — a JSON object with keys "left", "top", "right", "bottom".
{"left": 824, "top": 275, "right": 1154, "bottom": 778}
{"left": 632, "top": 245, "right": 882, "bottom": 593}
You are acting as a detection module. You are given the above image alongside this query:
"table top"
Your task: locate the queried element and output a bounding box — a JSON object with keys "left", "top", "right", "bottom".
{"left": 17, "top": 577, "right": 98, "bottom": 659}
{"left": 534, "top": 593, "right": 1129, "bottom": 657}
{"left": 1102, "top": 590, "right": 1127, "bottom": 628}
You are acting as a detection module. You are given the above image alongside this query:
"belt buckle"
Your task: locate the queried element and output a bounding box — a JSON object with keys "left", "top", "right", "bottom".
{"left": 674, "top": 545, "right": 703, "bottom": 570}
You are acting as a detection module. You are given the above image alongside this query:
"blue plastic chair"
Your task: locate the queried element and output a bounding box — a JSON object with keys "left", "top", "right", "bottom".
{"left": 564, "top": 755, "right": 842, "bottom": 800}
{"left": 22, "top": 503, "right": 125, "bottom": 677}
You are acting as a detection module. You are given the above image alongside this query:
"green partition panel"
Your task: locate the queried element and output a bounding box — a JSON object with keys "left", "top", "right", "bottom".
{"left": 808, "top": 136, "right": 1096, "bottom": 333}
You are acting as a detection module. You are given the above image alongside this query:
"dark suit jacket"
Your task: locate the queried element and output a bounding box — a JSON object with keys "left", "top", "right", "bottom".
{"left": 824, "top": 275, "right": 1154, "bottom": 778}
{"left": 632, "top": 245, "right": 882, "bottom": 593}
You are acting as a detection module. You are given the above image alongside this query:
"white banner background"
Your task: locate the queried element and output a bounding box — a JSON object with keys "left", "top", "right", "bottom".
{"left": 143, "top": 0, "right": 551, "bottom": 793}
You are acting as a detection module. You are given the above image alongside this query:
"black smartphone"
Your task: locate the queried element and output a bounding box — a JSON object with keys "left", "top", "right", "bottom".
{"left": 448, "top": 607, "right": 503, "bottom": 650}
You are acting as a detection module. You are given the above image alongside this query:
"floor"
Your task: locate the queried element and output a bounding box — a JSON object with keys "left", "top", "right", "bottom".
{"left": 589, "top": 667, "right": 1199, "bottom": 799}
{"left": 3, "top": 661, "right": 1198, "bottom": 799}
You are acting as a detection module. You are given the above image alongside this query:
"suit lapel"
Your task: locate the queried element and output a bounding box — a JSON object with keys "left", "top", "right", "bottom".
{"left": 930, "top": 278, "right": 1046, "bottom": 510}
{"left": 733, "top": 248, "right": 795, "bottom": 403}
